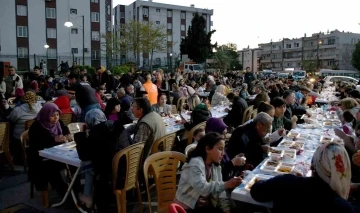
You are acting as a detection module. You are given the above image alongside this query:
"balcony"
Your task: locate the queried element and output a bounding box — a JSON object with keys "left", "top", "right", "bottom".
{"left": 272, "top": 49, "right": 282, "bottom": 54}
{"left": 303, "top": 37, "right": 317, "bottom": 41}
{"left": 303, "top": 46, "right": 317, "bottom": 51}
{"left": 319, "top": 44, "right": 337, "bottom": 49}
{"left": 284, "top": 57, "right": 301, "bottom": 62}
{"left": 319, "top": 55, "right": 336, "bottom": 60}
{"left": 261, "top": 58, "right": 271, "bottom": 63}
{"left": 272, "top": 58, "right": 282, "bottom": 62}
{"left": 260, "top": 50, "right": 271, "bottom": 54}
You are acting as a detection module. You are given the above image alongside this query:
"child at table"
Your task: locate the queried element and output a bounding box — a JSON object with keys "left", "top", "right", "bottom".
{"left": 192, "top": 128, "right": 205, "bottom": 144}
{"left": 342, "top": 110, "right": 356, "bottom": 135}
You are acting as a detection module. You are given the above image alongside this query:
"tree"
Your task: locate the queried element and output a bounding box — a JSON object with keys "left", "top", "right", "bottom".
{"left": 302, "top": 59, "right": 317, "bottom": 72}
{"left": 140, "top": 21, "right": 174, "bottom": 71}
{"left": 352, "top": 41, "right": 360, "bottom": 71}
{"left": 180, "top": 12, "right": 217, "bottom": 63}
{"left": 212, "top": 43, "right": 242, "bottom": 71}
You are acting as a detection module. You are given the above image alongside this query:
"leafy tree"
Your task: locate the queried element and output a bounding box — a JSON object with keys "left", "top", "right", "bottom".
{"left": 213, "top": 43, "right": 242, "bottom": 71}
{"left": 180, "top": 12, "right": 217, "bottom": 63}
{"left": 140, "top": 21, "right": 174, "bottom": 71}
{"left": 302, "top": 59, "right": 317, "bottom": 72}
{"left": 352, "top": 41, "right": 360, "bottom": 71}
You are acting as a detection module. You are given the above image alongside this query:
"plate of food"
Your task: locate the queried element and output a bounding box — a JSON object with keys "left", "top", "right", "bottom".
{"left": 297, "top": 134, "right": 310, "bottom": 140}
{"left": 269, "top": 148, "right": 284, "bottom": 155}
{"left": 275, "top": 165, "right": 294, "bottom": 174}
{"left": 278, "top": 140, "right": 294, "bottom": 148}
{"left": 287, "top": 131, "right": 300, "bottom": 138}
{"left": 320, "top": 136, "right": 334, "bottom": 144}
{"left": 265, "top": 160, "right": 280, "bottom": 167}
{"left": 283, "top": 150, "right": 297, "bottom": 161}
{"left": 244, "top": 174, "right": 272, "bottom": 191}
{"left": 289, "top": 142, "right": 305, "bottom": 150}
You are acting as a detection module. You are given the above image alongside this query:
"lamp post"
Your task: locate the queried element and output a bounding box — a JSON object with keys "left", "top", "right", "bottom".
{"left": 44, "top": 44, "right": 49, "bottom": 75}
{"left": 64, "top": 15, "right": 85, "bottom": 65}
{"left": 169, "top": 53, "right": 173, "bottom": 70}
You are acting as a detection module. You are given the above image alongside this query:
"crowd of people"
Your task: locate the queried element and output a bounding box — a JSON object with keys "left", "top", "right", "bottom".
{"left": 2, "top": 63, "right": 360, "bottom": 212}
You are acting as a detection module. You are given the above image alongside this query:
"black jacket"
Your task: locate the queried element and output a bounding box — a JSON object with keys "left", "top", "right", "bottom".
{"left": 226, "top": 122, "right": 264, "bottom": 167}
{"left": 184, "top": 104, "right": 211, "bottom": 131}
{"left": 251, "top": 175, "right": 354, "bottom": 213}
{"left": 224, "top": 96, "right": 248, "bottom": 128}
{"left": 285, "top": 103, "right": 306, "bottom": 123}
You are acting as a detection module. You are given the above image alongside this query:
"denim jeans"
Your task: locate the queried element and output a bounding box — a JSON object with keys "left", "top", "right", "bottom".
{"left": 84, "top": 169, "right": 94, "bottom": 196}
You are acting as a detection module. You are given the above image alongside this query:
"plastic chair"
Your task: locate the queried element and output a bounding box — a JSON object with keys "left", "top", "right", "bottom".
{"left": 171, "top": 105, "right": 177, "bottom": 114}
{"left": 143, "top": 151, "right": 186, "bottom": 213}
{"left": 168, "top": 203, "right": 186, "bottom": 213}
{"left": 151, "top": 133, "right": 176, "bottom": 154}
{"left": 187, "top": 121, "right": 206, "bottom": 145}
{"left": 0, "top": 122, "right": 13, "bottom": 170}
{"left": 25, "top": 119, "right": 35, "bottom": 130}
{"left": 112, "top": 143, "right": 144, "bottom": 213}
{"left": 67, "top": 122, "right": 86, "bottom": 138}
{"left": 241, "top": 105, "right": 254, "bottom": 125}
{"left": 60, "top": 113, "right": 73, "bottom": 126}
{"left": 184, "top": 144, "right": 197, "bottom": 157}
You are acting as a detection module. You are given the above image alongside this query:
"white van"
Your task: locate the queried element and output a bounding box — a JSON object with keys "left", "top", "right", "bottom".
{"left": 323, "top": 76, "right": 360, "bottom": 91}
{"left": 184, "top": 64, "right": 204, "bottom": 73}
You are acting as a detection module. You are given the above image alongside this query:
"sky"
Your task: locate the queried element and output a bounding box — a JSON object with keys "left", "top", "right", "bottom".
{"left": 113, "top": 0, "right": 360, "bottom": 50}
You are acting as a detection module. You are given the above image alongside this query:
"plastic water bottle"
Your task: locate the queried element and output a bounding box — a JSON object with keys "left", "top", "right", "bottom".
{"left": 322, "top": 104, "right": 327, "bottom": 113}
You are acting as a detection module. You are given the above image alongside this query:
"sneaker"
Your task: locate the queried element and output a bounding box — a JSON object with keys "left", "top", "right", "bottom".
{"left": 79, "top": 193, "right": 93, "bottom": 208}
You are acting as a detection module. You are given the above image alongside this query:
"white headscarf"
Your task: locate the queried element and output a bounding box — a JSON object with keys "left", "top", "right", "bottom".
{"left": 312, "top": 142, "right": 351, "bottom": 199}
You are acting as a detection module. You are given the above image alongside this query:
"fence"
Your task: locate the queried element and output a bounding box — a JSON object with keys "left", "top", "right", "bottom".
{"left": 0, "top": 54, "right": 180, "bottom": 73}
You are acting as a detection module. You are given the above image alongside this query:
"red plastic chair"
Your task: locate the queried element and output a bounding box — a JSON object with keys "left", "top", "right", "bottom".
{"left": 169, "top": 203, "right": 186, "bottom": 213}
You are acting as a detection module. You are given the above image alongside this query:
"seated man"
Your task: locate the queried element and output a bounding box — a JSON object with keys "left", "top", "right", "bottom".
{"left": 223, "top": 93, "right": 248, "bottom": 128}
{"left": 283, "top": 90, "right": 310, "bottom": 123}
{"left": 271, "top": 97, "right": 297, "bottom": 133}
{"left": 227, "top": 112, "right": 273, "bottom": 167}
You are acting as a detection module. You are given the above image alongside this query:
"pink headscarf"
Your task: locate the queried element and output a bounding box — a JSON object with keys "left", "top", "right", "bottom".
{"left": 36, "top": 103, "right": 63, "bottom": 136}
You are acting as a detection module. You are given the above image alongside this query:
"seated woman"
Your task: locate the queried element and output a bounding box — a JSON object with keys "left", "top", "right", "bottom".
{"left": 211, "top": 85, "right": 230, "bottom": 106}
{"left": 78, "top": 109, "right": 131, "bottom": 212}
{"left": 27, "top": 103, "right": 71, "bottom": 195}
{"left": 250, "top": 142, "right": 354, "bottom": 213}
{"left": 8, "top": 91, "right": 41, "bottom": 162}
{"left": 152, "top": 93, "right": 172, "bottom": 117}
{"left": 180, "top": 95, "right": 211, "bottom": 131}
{"left": 104, "top": 98, "right": 132, "bottom": 124}
{"left": 175, "top": 132, "right": 242, "bottom": 213}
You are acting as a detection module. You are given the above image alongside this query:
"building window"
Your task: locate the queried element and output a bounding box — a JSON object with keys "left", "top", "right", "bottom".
{"left": 328, "top": 38, "right": 336, "bottom": 45}
{"left": 46, "top": 8, "right": 56, "bottom": 19}
{"left": 91, "top": 12, "right": 100, "bottom": 22}
{"left": 167, "top": 35, "right": 172, "bottom": 41}
{"left": 286, "top": 44, "right": 292, "bottom": 49}
{"left": 156, "top": 21, "right": 160, "bottom": 25}
{"left": 294, "top": 43, "right": 299, "bottom": 48}
{"left": 70, "top": 8, "right": 77, "bottom": 14}
{"left": 17, "top": 26, "right": 28, "bottom": 37}
{"left": 328, "top": 61, "right": 334, "bottom": 66}
{"left": 143, "top": 8, "right": 149, "bottom": 16}
{"left": 47, "top": 28, "right": 56, "bottom": 38}
{"left": 17, "top": 5, "right": 27, "bottom": 16}
{"left": 91, "top": 0, "right": 99, "bottom": 3}
{"left": 92, "top": 31, "right": 100, "bottom": 41}
{"left": 156, "top": 8, "right": 160, "bottom": 12}
{"left": 107, "top": 21, "right": 111, "bottom": 31}
{"left": 120, "top": 12, "right": 125, "bottom": 18}
{"left": 181, "top": 24, "right": 185, "bottom": 31}
{"left": 181, "top": 12, "right": 186, "bottom": 19}
{"left": 167, "top": 10, "right": 172, "bottom": 17}
{"left": 48, "top": 48, "right": 57, "bottom": 59}
{"left": 107, "top": 5, "right": 111, "bottom": 15}
{"left": 71, "top": 48, "right": 78, "bottom": 54}
{"left": 92, "top": 50, "right": 100, "bottom": 60}
{"left": 120, "top": 24, "right": 125, "bottom": 29}
{"left": 18, "top": 47, "right": 28, "bottom": 58}
{"left": 181, "top": 36, "right": 185, "bottom": 40}
{"left": 71, "top": 28, "right": 78, "bottom": 34}
{"left": 167, "top": 23, "right": 172, "bottom": 29}
{"left": 155, "top": 58, "right": 161, "bottom": 65}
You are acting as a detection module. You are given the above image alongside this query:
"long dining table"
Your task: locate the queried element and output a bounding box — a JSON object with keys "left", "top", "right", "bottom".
{"left": 231, "top": 106, "right": 343, "bottom": 208}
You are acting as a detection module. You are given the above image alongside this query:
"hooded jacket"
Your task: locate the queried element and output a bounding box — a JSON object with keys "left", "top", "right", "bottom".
{"left": 184, "top": 103, "right": 212, "bottom": 131}
{"left": 53, "top": 95, "right": 73, "bottom": 114}
{"left": 8, "top": 103, "right": 41, "bottom": 139}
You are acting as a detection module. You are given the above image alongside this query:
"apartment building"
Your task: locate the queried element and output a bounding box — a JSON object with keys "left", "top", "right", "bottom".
{"left": 238, "top": 48, "right": 262, "bottom": 71}
{"left": 114, "top": 0, "right": 213, "bottom": 67}
{"left": 259, "top": 30, "right": 360, "bottom": 71}
{"left": 0, "top": 0, "right": 111, "bottom": 72}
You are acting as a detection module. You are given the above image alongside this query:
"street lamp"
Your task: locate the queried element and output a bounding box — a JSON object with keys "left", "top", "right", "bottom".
{"left": 169, "top": 53, "right": 173, "bottom": 70}
{"left": 44, "top": 44, "right": 49, "bottom": 75}
{"left": 64, "top": 15, "right": 85, "bottom": 65}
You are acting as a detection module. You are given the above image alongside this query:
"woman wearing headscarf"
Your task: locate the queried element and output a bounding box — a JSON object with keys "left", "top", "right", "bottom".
{"left": 211, "top": 85, "right": 230, "bottom": 106}
{"left": 8, "top": 91, "right": 41, "bottom": 163}
{"left": 250, "top": 142, "right": 354, "bottom": 213}
{"left": 76, "top": 109, "right": 130, "bottom": 211}
{"left": 53, "top": 95, "right": 73, "bottom": 114}
{"left": 27, "top": 103, "right": 71, "bottom": 196}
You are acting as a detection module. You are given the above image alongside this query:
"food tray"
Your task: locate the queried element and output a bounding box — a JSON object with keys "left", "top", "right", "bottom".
{"left": 244, "top": 174, "right": 272, "bottom": 191}
{"left": 287, "top": 131, "right": 300, "bottom": 138}
{"left": 278, "top": 140, "right": 295, "bottom": 148}
{"left": 283, "top": 149, "right": 297, "bottom": 161}
{"left": 268, "top": 148, "right": 284, "bottom": 155}
{"left": 320, "top": 136, "right": 334, "bottom": 144}
{"left": 275, "top": 165, "right": 294, "bottom": 174}
{"left": 297, "top": 134, "right": 310, "bottom": 140}
{"left": 289, "top": 142, "right": 305, "bottom": 151}
{"left": 325, "top": 114, "right": 336, "bottom": 119}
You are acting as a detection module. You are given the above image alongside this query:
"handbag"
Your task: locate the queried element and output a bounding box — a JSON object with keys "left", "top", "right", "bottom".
{"left": 74, "top": 132, "right": 93, "bottom": 161}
